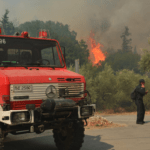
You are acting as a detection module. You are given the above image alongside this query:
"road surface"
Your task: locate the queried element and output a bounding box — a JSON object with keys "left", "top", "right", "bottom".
{"left": 3, "top": 114, "right": 150, "bottom": 150}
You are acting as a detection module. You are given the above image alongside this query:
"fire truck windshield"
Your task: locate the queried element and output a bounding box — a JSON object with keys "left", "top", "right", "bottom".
{"left": 0, "top": 37, "right": 64, "bottom": 68}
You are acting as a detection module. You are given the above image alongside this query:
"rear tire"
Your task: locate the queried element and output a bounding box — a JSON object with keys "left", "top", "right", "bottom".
{"left": 53, "top": 120, "right": 85, "bottom": 150}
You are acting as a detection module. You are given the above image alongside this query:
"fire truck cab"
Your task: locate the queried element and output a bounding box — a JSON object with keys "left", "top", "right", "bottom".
{"left": 0, "top": 30, "right": 96, "bottom": 150}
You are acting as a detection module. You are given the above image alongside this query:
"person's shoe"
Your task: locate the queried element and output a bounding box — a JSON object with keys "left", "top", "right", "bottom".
{"left": 136, "top": 122, "right": 143, "bottom": 124}
{"left": 142, "top": 121, "right": 145, "bottom": 123}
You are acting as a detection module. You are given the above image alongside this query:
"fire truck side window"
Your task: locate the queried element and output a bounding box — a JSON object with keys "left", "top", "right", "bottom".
{"left": 41, "top": 46, "right": 62, "bottom": 66}
{"left": 41, "top": 47, "right": 54, "bottom": 65}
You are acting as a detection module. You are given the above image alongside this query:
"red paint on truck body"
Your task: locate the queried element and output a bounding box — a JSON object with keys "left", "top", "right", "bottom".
{"left": 0, "top": 68, "right": 86, "bottom": 109}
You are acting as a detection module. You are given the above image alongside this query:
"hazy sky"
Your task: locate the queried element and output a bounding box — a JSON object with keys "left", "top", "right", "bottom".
{"left": 1, "top": 0, "right": 150, "bottom": 53}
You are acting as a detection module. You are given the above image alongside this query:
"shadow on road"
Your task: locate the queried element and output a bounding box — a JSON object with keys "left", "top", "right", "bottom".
{"left": 3, "top": 134, "right": 114, "bottom": 150}
{"left": 83, "top": 134, "right": 114, "bottom": 150}
{"left": 144, "top": 121, "right": 150, "bottom": 124}
{"left": 4, "top": 135, "right": 57, "bottom": 150}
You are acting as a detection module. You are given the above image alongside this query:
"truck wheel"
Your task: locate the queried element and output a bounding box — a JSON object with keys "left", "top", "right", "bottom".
{"left": 0, "top": 128, "right": 4, "bottom": 150}
{"left": 53, "top": 120, "right": 85, "bottom": 150}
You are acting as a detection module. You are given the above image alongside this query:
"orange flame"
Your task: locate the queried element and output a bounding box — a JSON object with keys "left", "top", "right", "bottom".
{"left": 87, "top": 31, "right": 106, "bottom": 66}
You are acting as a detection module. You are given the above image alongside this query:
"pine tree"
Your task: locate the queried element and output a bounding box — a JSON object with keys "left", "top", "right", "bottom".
{"left": 0, "top": 9, "right": 15, "bottom": 35}
{"left": 120, "top": 26, "right": 132, "bottom": 53}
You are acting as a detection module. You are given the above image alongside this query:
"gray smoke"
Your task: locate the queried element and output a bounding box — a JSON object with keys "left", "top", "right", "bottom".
{"left": 0, "top": 0, "right": 150, "bottom": 54}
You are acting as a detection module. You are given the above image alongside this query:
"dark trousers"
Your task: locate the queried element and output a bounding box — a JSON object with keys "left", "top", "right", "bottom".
{"left": 135, "top": 100, "right": 145, "bottom": 122}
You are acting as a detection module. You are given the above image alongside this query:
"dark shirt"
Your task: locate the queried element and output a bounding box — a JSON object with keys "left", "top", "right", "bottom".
{"left": 135, "top": 85, "right": 145, "bottom": 101}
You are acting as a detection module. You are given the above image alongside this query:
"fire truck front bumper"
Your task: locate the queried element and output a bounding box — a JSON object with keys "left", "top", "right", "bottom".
{"left": 0, "top": 98, "right": 96, "bottom": 125}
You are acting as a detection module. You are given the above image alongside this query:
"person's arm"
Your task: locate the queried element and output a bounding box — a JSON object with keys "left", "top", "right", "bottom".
{"left": 145, "top": 90, "right": 148, "bottom": 95}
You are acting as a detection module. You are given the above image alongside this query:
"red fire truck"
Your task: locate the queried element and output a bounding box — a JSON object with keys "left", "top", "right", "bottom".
{"left": 0, "top": 29, "right": 96, "bottom": 150}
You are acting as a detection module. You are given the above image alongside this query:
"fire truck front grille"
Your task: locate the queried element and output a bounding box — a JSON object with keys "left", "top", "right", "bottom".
{"left": 10, "top": 83, "right": 84, "bottom": 101}
{"left": 58, "top": 83, "right": 84, "bottom": 98}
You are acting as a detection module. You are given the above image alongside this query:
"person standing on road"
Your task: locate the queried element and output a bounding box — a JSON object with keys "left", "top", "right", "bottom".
{"left": 135, "top": 79, "right": 148, "bottom": 124}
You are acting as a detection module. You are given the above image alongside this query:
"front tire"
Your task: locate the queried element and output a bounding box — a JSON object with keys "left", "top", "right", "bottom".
{"left": 53, "top": 120, "right": 85, "bottom": 150}
{"left": 0, "top": 127, "right": 4, "bottom": 150}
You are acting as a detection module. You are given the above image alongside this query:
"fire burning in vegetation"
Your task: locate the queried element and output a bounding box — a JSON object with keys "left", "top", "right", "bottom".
{"left": 87, "top": 31, "right": 106, "bottom": 66}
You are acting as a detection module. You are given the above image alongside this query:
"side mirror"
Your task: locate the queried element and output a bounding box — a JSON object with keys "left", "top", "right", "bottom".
{"left": 61, "top": 46, "right": 66, "bottom": 63}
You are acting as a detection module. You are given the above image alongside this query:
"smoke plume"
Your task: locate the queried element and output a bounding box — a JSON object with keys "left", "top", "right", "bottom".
{"left": 0, "top": 0, "right": 150, "bottom": 54}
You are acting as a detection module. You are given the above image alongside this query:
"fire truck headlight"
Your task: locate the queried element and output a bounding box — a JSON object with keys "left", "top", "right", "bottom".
{"left": 81, "top": 107, "right": 90, "bottom": 116}
{"left": 11, "top": 111, "right": 30, "bottom": 123}
{"left": 80, "top": 106, "right": 94, "bottom": 116}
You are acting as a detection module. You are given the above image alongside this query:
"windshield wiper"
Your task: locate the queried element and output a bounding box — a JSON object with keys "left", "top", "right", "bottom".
{"left": 20, "top": 65, "right": 28, "bottom": 69}
{"left": 25, "top": 63, "right": 55, "bottom": 69}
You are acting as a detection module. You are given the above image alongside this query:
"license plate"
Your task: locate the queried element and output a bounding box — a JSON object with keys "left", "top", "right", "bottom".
{"left": 14, "top": 85, "right": 32, "bottom": 92}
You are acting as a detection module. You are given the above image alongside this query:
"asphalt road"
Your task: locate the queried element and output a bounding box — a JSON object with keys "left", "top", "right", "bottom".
{"left": 3, "top": 114, "right": 150, "bottom": 150}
